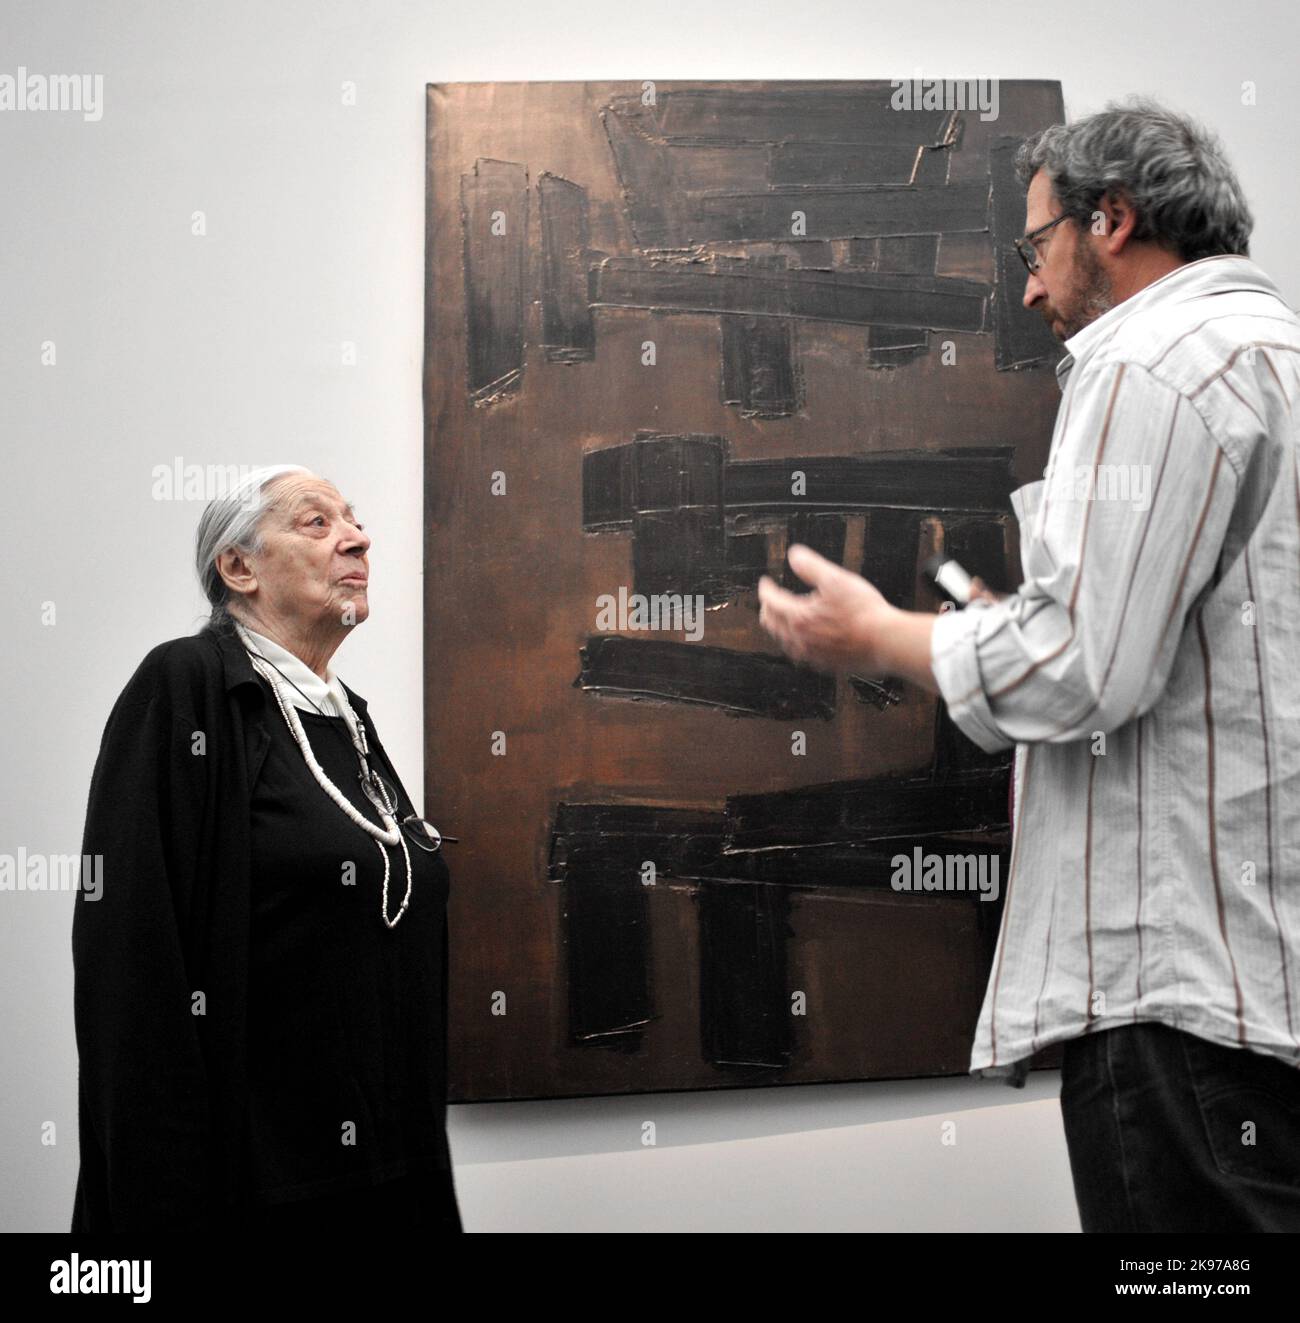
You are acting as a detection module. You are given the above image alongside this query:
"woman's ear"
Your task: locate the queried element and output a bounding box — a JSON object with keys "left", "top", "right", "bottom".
{"left": 216, "top": 546, "right": 257, "bottom": 600}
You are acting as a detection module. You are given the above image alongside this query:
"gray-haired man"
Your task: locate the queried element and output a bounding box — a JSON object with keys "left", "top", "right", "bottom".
{"left": 759, "top": 98, "right": 1300, "bottom": 1232}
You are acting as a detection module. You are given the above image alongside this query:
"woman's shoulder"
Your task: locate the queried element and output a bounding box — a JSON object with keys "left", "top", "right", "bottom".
{"left": 136, "top": 630, "right": 222, "bottom": 680}
{"left": 114, "top": 630, "right": 225, "bottom": 714}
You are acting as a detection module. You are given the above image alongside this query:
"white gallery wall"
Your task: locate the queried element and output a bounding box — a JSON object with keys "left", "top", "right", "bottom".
{"left": 2, "top": 0, "right": 1296, "bottom": 1232}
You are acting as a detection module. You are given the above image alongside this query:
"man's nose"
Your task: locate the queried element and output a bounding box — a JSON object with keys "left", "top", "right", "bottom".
{"left": 344, "top": 526, "right": 371, "bottom": 554}
{"left": 1023, "top": 270, "right": 1045, "bottom": 310}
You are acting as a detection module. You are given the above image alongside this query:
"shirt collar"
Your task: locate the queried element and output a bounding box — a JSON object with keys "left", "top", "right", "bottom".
{"left": 236, "top": 625, "right": 351, "bottom": 717}
{"left": 203, "top": 623, "right": 370, "bottom": 721}
{"left": 1052, "top": 253, "right": 1285, "bottom": 389}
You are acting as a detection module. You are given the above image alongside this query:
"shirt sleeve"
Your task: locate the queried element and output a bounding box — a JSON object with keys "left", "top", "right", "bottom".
{"left": 930, "top": 358, "right": 1239, "bottom": 752}
{"left": 71, "top": 658, "right": 217, "bottom": 1231}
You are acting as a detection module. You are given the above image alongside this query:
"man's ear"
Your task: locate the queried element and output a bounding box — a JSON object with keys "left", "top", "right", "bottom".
{"left": 1096, "top": 188, "right": 1139, "bottom": 254}
{"left": 216, "top": 547, "right": 257, "bottom": 600}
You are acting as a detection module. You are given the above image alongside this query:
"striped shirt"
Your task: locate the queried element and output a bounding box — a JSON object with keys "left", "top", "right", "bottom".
{"left": 930, "top": 254, "right": 1300, "bottom": 1081}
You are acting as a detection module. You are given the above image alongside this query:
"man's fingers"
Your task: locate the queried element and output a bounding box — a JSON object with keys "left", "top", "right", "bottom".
{"left": 758, "top": 574, "right": 815, "bottom": 660}
{"left": 785, "top": 542, "right": 841, "bottom": 590}
{"left": 757, "top": 573, "right": 806, "bottom": 622}
{"left": 761, "top": 610, "right": 798, "bottom": 657}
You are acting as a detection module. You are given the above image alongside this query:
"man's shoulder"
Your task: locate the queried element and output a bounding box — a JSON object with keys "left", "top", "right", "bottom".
{"left": 1099, "top": 274, "right": 1300, "bottom": 398}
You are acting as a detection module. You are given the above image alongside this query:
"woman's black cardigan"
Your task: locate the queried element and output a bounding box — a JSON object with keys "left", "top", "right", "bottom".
{"left": 70, "top": 624, "right": 412, "bottom": 1232}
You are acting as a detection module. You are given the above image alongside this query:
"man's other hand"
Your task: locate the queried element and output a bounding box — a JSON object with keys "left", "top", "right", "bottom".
{"left": 968, "top": 575, "right": 1004, "bottom": 605}
{"left": 757, "top": 543, "right": 895, "bottom": 673}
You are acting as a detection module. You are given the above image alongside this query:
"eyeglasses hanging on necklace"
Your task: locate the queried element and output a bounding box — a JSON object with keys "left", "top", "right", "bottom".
{"left": 359, "top": 766, "right": 459, "bottom": 853}
{"left": 239, "top": 630, "right": 460, "bottom": 853}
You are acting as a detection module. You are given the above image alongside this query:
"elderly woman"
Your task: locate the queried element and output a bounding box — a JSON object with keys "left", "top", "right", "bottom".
{"left": 70, "top": 465, "right": 460, "bottom": 1232}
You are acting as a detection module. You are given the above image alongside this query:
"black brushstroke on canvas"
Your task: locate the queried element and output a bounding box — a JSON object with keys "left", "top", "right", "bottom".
{"left": 576, "top": 636, "right": 837, "bottom": 719}
{"left": 770, "top": 141, "right": 919, "bottom": 186}
{"left": 861, "top": 506, "right": 922, "bottom": 608}
{"left": 582, "top": 435, "right": 1016, "bottom": 606}
{"left": 722, "top": 768, "right": 1009, "bottom": 854}
{"left": 653, "top": 88, "right": 957, "bottom": 147}
{"left": 584, "top": 432, "right": 774, "bottom": 603}
{"left": 600, "top": 89, "right": 960, "bottom": 249}
{"left": 460, "top": 158, "right": 528, "bottom": 402}
{"left": 538, "top": 172, "right": 596, "bottom": 362}
{"left": 720, "top": 312, "right": 800, "bottom": 417}
{"left": 584, "top": 439, "right": 1016, "bottom": 527}
{"left": 722, "top": 449, "right": 1016, "bottom": 516}
{"left": 781, "top": 513, "right": 846, "bottom": 593}
{"left": 590, "top": 256, "right": 989, "bottom": 333}
{"left": 625, "top": 433, "right": 750, "bottom": 603}
{"left": 698, "top": 882, "right": 794, "bottom": 1069}
{"left": 684, "top": 182, "right": 989, "bottom": 244}
{"left": 549, "top": 783, "right": 1008, "bottom": 892}
{"left": 549, "top": 765, "right": 1010, "bottom": 1066}
{"left": 548, "top": 803, "right": 682, "bottom": 1051}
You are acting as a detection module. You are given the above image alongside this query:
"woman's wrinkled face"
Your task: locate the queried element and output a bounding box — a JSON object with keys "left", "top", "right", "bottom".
{"left": 239, "top": 474, "right": 371, "bottom": 632}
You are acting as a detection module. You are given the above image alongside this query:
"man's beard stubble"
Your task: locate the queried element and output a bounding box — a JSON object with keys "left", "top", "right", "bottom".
{"left": 1048, "top": 239, "right": 1115, "bottom": 340}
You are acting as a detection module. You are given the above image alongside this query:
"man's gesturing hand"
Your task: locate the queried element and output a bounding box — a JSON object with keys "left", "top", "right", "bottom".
{"left": 757, "top": 543, "right": 896, "bottom": 673}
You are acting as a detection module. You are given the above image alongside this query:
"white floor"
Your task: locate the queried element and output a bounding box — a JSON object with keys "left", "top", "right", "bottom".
{"left": 448, "top": 1072, "right": 1079, "bottom": 1232}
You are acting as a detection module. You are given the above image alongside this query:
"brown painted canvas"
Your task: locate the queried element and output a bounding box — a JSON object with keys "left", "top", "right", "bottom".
{"left": 423, "top": 79, "right": 1065, "bottom": 1100}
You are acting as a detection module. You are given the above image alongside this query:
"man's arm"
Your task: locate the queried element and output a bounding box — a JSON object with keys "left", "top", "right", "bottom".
{"left": 930, "top": 361, "right": 1238, "bottom": 750}
{"left": 759, "top": 359, "right": 1239, "bottom": 753}
{"left": 757, "top": 551, "right": 940, "bottom": 694}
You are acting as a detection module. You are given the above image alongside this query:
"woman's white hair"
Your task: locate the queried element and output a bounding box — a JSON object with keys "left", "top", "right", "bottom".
{"left": 195, "top": 464, "right": 312, "bottom": 632}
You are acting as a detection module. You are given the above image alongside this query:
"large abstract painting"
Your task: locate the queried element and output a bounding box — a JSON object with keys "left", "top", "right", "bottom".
{"left": 424, "top": 79, "right": 1065, "bottom": 1100}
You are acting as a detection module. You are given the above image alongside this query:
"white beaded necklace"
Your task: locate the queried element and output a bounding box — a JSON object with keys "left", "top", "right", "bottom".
{"left": 235, "top": 623, "right": 414, "bottom": 929}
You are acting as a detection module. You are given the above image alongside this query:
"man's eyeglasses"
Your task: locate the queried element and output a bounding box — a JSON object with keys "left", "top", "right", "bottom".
{"left": 1014, "top": 213, "right": 1071, "bottom": 274}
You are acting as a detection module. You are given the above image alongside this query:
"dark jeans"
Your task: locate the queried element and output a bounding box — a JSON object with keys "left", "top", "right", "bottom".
{"left": 1060, "top": 1021, "right": 1300, "bottom": 1231}
{"left": 243, "top": 1169, "right": 463, "bottom": 1233}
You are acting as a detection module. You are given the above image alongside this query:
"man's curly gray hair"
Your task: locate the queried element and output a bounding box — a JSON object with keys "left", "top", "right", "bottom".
{"left": 1015, "top": 97, "right": 1253, "bottom": 263}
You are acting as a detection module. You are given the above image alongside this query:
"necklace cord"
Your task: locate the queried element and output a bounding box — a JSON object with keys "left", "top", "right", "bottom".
{"left": 235, "top": 624, "right": 415, "bottom": 928}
